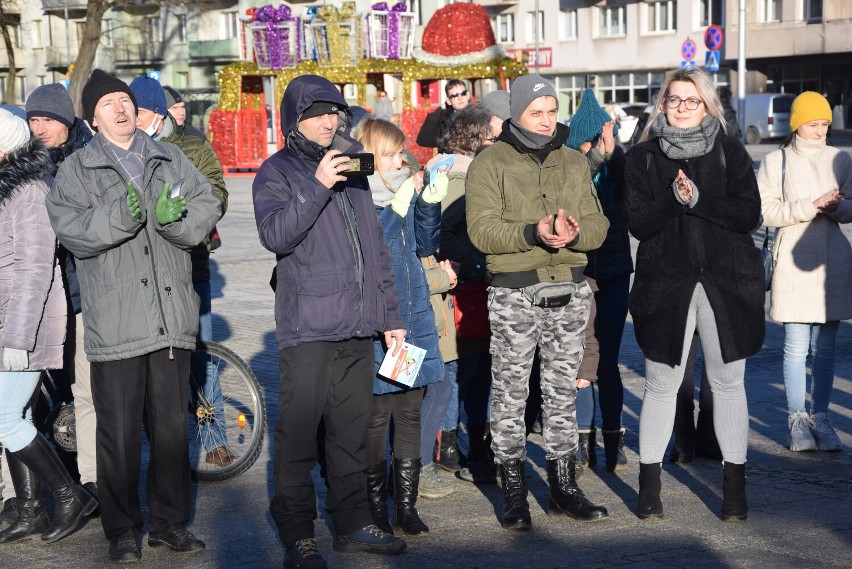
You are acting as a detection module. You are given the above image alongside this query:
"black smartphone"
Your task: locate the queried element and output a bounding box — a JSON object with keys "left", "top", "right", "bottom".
{"left": 340, "top": 153, "right": 375, "bottom": 176}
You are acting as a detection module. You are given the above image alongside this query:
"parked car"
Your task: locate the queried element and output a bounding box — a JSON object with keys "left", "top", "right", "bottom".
{"left": 742, "top": 93, "right": 795, "bottom": 144}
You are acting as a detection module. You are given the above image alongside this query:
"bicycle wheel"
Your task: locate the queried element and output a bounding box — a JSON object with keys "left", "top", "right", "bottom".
{"left": 188, "top": 341, "right": 266, "bottom": 482}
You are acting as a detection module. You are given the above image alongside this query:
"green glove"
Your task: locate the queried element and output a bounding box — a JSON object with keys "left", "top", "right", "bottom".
{"left": 422, "top": 171, "right": 449, "bottom": 204}
{"left": 126, "top": 182, "right": 141, "bottom": 219}
{"left": 390, "top": 176, "right": 417, "bottom": 217}
{"left": 156, "top": 183, "right": 187, "bottom": 225}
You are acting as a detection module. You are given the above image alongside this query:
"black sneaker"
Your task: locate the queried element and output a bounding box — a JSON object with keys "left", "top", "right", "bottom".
{"left": 109, "top": 532, "right": 141, "bottom": 563}
{"left": 332, "top": 524, "right": 406, "bottom": 555}
{"left": 148, "top": 527, "right": 205, "bottom": 553}
{"left": 284, "top": 538, "right": 327, "bottom": 569}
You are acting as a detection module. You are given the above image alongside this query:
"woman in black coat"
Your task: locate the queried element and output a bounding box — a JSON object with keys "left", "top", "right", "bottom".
{"left": 624, "top": 68, "right": 764, "bottom": 523}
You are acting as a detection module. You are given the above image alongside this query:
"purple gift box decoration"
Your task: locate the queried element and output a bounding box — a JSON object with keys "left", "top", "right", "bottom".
{"left": 252, "top": 4, "right": 301, "bottom": 69}
{"left": 367, "top": 2, "right": 413, "bottom": 59}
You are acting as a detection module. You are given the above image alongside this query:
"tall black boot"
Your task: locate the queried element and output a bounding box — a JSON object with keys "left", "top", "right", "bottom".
{"left": 0, "top": 451, "right": 49, "bottom": 543}
{"left": 575, "top": 429, "right": 597, "bottom": 480}
{"left": 458, "top": 423, "right": 499, "bottom": 484}
{"left": 366, "top": 461, "right": 393, "bottom": 534}
{"left": 721, "top": 462, "right": 748, "bottom": 523}
{"left": 602, "top": 429, "right": 628, "bottom": 472}
{"left": 637, "top": 462, "right": 664, "bottom": 520}
{"left": 12, "top": 434, "right": 96, "bottom": 543}
{"left": 498, "top": 459, "right": 531, "bottom": 531}
{"left": 433, "top": 429, "right": 463, "bottom": 472}
{"left": 546, "top": 455, "right": 608, "bottom": 521}
{"left": 393, "top": 458, "right": 428, "bottom": 536}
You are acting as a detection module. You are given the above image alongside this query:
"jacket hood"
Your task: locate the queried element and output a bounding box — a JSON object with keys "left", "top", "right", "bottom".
{"left": 281, "top": 75, "right": 349, "bottom": 137}
{"left": 0, "top": 138, "right": 53, "bottom": 206}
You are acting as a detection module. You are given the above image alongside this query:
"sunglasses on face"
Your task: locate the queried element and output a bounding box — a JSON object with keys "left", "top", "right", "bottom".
{"left": 447, "top": 90, "right": 469, "bottom": 100}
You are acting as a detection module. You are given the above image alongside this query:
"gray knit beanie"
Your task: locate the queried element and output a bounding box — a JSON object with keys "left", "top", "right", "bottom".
{"left": 26, "top": 83, "right": 76, "bottom": 128}
{"left": 509, "top": 75, "right": 558, "bottom": 123}
{"left": 481, "top": 90, "right": 510, "bottom": 120}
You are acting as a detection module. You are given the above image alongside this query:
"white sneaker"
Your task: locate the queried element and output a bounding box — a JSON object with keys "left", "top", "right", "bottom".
{"left": 787, "top": 412, "right": 817, "bottom": 452}
{"left": 810, "top": 413, "right": 842, "bottom": 452}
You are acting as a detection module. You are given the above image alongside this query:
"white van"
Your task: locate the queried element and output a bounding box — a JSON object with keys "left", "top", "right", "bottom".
{"left": 742, "top": 94, "right": 795, "bottom": 144}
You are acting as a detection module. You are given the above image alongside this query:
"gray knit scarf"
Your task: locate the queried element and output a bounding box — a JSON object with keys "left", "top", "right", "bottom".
{"left": 508, "top": 121, "right": 554, "bottom": 150}
{"left": 651, "top": 114, "right": 720, "bottom": 160}
{"left": 367, "top": 169, "right": 413, "bottom": 208}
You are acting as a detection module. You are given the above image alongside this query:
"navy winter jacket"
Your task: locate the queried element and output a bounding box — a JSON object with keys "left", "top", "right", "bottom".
{"left": 252, "top": 75, "right": 403, "bottom": 349}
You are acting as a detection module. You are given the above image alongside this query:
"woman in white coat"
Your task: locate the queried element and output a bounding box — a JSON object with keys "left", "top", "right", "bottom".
{"left": 757, "top": 91, "right": 852, "bottom": 452}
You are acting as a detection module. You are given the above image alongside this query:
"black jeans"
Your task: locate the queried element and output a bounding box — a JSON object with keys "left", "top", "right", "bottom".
{"left": 271, "top": 339, "right": 374, "bottom": 544}
{"left": 90, "top": 348, "right": 191, "bottom": 539}
{"left": 365, "top": 387, "right": 425, "bottom": 465}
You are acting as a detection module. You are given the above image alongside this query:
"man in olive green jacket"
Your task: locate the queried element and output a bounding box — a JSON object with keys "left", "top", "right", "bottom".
{"left": 465, "top": 75, "right": 609, "bottom": 530}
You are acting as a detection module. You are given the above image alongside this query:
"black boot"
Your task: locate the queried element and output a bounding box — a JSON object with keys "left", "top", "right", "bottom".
{"left": 458, "top": 423, "right": 499, "bottom": 485}
{"left": 11, "top": 434, "right": 97, "bottom": 543}
{"left": 433, "top": 429, "right": 463, "bottom": 473}
{"left": 602, "top": 429, "right": 628, "bottom": 472}
{"left": 546, "top": 455, "right": 608, "bottom": 521}
{"left": 393, "top": 458, "right": 428, "bottom": 536}
{"left": 0, "top": 451, "right": 50, "bottom": 543}
{"left": 498, "top": 459, "right": 531, "bottom": 531}
{"left": 366, "top": 461, "right": 393, "bottom": 535}
{"left": 465, "top": 423, "right": 488, "bottom": 464}
{"left": 721, "top": 462, "right": 748, "bottom": 523}
{"left": 575, "top": 429, "right": 597, "bottom": 480}
{"left": 637, "top": 462, "right": 664, "bottom": 520}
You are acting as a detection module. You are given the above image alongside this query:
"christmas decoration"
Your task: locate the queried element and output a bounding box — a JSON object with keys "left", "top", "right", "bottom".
{"left": 366, "top": 2, "right": 415, "bottom": 59}
{"left": 413, "top": 3, "right": 504, "bottom": 66}
{"left": 250, "top": 4, "right": 301, "bottom": 69}
{"left": 311, "top": 2, "right": 361, "bottom": 67}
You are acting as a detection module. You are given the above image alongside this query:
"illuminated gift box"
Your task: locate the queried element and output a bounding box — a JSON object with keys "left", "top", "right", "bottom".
{"left": 310, "top": 4, "right": 361, "bottom": 67}
{"left": 366, "top": 3, "right": 414, "bottom": 59}
{"left": 250, "top": 20, "right": 301, "bottom": 70}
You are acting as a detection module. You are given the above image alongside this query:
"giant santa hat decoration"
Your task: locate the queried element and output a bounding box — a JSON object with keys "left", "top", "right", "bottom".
{"left": 413, "top": 3, "right": 505, "bottom": 66}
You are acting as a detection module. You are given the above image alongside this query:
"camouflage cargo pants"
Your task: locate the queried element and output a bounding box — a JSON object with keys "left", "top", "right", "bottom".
{"left": 488, "top": 282, "right": 592, "bottom": 462}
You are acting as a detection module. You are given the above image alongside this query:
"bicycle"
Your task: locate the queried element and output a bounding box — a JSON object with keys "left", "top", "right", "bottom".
{"left": 41, "top": 340, "right": 266, "bottom": 483}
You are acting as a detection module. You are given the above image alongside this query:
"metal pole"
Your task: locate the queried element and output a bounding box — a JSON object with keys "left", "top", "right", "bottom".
{"left": 63, "top": 0, "right": 71, "bottom": 68}
{"left": 737, "top": 0, "right": 747, "bottom": 137}
{"left": 534, "top": 0, "right": 540, "bottom": 74}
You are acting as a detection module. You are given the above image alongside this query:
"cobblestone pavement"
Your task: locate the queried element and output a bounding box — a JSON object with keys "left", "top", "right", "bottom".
{"left": 2, "top": 139, "right": 851, "bottom": 568}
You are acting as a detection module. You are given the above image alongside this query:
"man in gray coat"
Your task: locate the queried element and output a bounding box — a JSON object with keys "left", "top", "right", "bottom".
{"left": 45, "top": 70, "right": 221, "bottom": 563}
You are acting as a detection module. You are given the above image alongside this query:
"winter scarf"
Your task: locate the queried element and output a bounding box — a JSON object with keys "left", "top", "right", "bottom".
{"left": 651, "top": 114, "right": 721, "bottom": 160}
{"left": 368, "top": 168, "right": 413, "bottom": 207}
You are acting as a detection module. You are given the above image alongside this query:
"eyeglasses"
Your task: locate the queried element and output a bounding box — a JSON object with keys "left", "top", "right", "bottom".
{"left": 447, "top": 90, "right": 469, "bottom": 100}
{"left": 485, "top": 136, "right": 498, "bottom": 143}
{"left": 664, "top": 95, "right": 703, "bottom": 111}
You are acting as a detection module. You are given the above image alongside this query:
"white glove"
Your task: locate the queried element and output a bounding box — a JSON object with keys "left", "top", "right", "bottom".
{"left": 422, "top": 171, "right": 449, "bottom": 204}
{"left": 3, "top": 348, "right": 29, "bottom": 371}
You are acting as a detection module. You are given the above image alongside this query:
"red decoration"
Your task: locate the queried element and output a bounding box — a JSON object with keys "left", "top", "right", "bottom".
{"left": 421, "top": 4, "right": 496, "bottom": 57}
{"left": 401, "top": 107, "right": 434, "bottom": 166}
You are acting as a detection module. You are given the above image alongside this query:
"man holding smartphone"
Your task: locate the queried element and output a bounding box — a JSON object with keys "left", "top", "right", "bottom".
{"left": 253, "top": 74, "right": 406, "bottom": 569}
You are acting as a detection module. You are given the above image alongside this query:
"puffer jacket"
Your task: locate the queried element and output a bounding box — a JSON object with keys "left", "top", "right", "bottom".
{"left": 0, "top": 139, "right": 66, "bottom": 370}
{"left": 372, "top": 185, "right": 444, "bottom": 394}
{"left": 253, "top": 74, "right": 403, "bottom": 350}
{"left": 466, "top": 124, "right": 610, "bottom": 286}
{"left": 45, "top": 132, "right": 222, "bottom": 362}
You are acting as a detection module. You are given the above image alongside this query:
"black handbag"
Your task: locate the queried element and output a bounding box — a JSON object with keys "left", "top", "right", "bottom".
{"left": 761, "top": 229, "right": 775, "bottom": 291}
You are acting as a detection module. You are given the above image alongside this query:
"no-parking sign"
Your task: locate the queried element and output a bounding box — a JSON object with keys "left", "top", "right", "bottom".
{"left": 704, "top": 25, "right": 724, "bottom": 50}
{"left": 681, "top": 38, "right": 697, "bottom": 61}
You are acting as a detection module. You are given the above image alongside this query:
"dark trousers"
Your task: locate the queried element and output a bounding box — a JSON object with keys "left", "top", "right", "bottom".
{"left": 366, "top": 387, "right": 425, "bottom": 465}
{"left": 90, "top": 349, "right": 191, "bottom": 539}
{"left": 420, "top": 369, "right": 453, "bottom": 464}
{"left": 271, "top": 340, "right": 374, "bottom": 544}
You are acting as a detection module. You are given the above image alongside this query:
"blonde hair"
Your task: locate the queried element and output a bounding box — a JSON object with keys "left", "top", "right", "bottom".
{"left": 639, "top": 67, "right": 726, "bottom": 142}
{"left": 353, "top": 118, "right": 413, "bottom": 189}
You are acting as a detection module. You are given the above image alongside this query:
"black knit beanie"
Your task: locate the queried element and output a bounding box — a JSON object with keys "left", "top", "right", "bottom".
{"left": 82, "top": 69, "right": 137, "bottom": 129}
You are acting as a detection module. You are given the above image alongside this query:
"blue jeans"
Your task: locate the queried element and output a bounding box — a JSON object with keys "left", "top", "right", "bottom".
{"left": 575, "top": 275, "right": 629, "bottom": 431}
{"left": 420, "top": 362, "right": 454, "bottom": 464}
{"left": 191, "top": 281, "right": 226, "bottom": 451}
{"left": 441, "top": 352, "right": 492, "bottom": 430}
{"left": 783, "top": 322, "right": 838, "bottom": 415}
{"left": 0, "top": 372, "right": 40, "bottom": 452}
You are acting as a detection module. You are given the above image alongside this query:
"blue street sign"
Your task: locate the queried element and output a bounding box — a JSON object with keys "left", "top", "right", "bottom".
{"left": 681, "top": 38, "right": 697, "bottom": 61}
{"left": 704, "top": 25, "right": 724, "bottom": 51}
{"left": 705, "top": 50, "right": 720, "bottom": 72}
{"left": 147, "top": 70, "right": 161, "bottom": 82}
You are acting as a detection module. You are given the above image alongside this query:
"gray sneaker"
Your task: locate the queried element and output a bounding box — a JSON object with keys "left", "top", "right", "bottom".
{"left": 418, "top": 462, "right": 455, "bottom": 499}
{"left": 810, "top": 413, "right": 842, "bottom": 452}
{"left": 787, "top": 411, "right": 817, "bottom": 451}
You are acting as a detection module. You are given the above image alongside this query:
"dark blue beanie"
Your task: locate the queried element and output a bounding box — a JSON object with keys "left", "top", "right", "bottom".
{"left": 567, "top": 89, "right": 619, "bottom": 150}
{"left": 129, "top": 76, "right": 168, "bottom": 115}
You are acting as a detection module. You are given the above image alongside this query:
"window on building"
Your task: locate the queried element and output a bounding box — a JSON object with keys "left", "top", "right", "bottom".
{"left": 38, "top": 75, "right": 47, "bottom": 87}
{"left": 526, "top": 11, "right": 544, "bottom": 43}
{"left": 493, "top": 14, "right": 514, "bottom": 44}
{"left": 32, "top": 20, "right": 43, "bottom": 48}
{"left": 804, "top": 0, "right": 822, "bottom": 21}
{"left": 17, "top": 76, "right": 27, "bottom": 103}
{"left": 176, "top": 71, "right": 189, "bottom": 89}
{"left": 759, "top": 0, "right": 780, "bottom": 22}
{"left": 645, "top": 1, "right": 676, "bottom": 33}
{"left": 102, "top": 19, "right": 115, "bottom": 48}
{"left": 223, "top": 11, "right": 240, "bottom": 39}
{"left": 176, "top": 14, "right": 188, "bottom": 43}
{"left": 598, "top": 5, "right": 626, "bottom": 37}
{"left": 698, "top": 0, "right": 723, "bottom": 27}
{"left": 0, "top": 77, "right": 6, "bottom": 104}
{"left": 148, "top": 17, "right": 163, "bottom": 42}
{"left": 11, "top": 24, "right": 21, "bottom": 48}
{"left": 559, "top": 9, "right": 577, "bottom": 41}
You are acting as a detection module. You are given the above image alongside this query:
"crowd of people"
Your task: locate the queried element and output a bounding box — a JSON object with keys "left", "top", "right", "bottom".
{"left": 0, "top": 66, "right": 849, "bottom": 568}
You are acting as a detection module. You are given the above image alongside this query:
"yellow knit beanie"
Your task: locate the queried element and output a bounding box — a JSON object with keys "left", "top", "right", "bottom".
{"left": 789, "top": 91, "right": 831, "bottom": 132}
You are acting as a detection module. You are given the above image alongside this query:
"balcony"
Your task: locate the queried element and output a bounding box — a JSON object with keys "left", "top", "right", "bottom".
{"left": 45, "top": 46, "right": 74, "bottom": 68}
{"left": 111, "top": 42, "right": 164, "bottom": 65}
{"left": 0, "top": 46, "right": 25, "bottom": 67}
{"left": 40, "top": 0, "right": 87, "bottom": 18}
{"left": 189, "top": 38, "right": 241, "bottom": 62}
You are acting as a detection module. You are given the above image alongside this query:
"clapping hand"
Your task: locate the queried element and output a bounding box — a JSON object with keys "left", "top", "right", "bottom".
{"left": 675, "top": 169, "right": 693, "bottom": 203}
{"left": 814, "top": 189, "right": 841, "bottom": 214}
{"left": 537, "top": 208, "right": 580, "bottom": 249}
{"left": 126, "top": 182, "right": 141, "bottom": 219}
{"left": 156, "top": 183, "right": 187, "bottom": 225}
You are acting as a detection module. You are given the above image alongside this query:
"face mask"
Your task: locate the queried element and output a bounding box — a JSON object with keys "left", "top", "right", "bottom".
{"left": 143, "top": 115, "right": 162, "bottom": 137}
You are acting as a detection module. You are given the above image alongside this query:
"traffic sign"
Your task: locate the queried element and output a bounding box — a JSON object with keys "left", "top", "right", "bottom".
{"left": 147, "top": 70, "right": 161, "bottom": 82}
{"left": 681, "top": 38, "right": 697, "bottom": 61}
{"left": 705, "top": 50, "right": 720, "bottom": 72}
{"left": 704, "top": 25, "right": 724, "bottom": 50}
{"left": 681, "top": 61, "right": 697, "bottom": 69}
